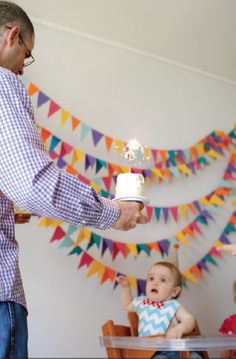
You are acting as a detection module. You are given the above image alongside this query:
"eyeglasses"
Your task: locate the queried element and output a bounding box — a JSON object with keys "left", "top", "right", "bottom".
{"left": 5, "top": 26, "right": 35, "bottom": 67}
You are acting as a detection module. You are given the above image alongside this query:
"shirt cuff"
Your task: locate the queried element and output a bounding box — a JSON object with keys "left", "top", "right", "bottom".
{"left": 95, "top": 197, "right": 120, "bottom": 230}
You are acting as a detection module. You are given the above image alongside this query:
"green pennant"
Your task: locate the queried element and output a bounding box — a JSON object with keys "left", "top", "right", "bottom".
{"left": 168, "top": 150, "right": 176, "bottom": 166}
{"left": 154, "top": 207, "right": 161, "bottom": 221}
{"left": 204, "top": 254, "right": 217, "bottom": 266}
{"left": 224, "top": 223, "right": 236, "bottom": 234}
{"left": 68, "top": 246, "right": 83, "bottom": 256}
{"left": 66, "top": 224, "right": 78, "bottom": 237}
{"left": 101, "top": 189, "right": 109, "bottom": 198}
{"left": 87, "top": 232, "right": 101, "bottom": 250}
{"left": 204, "top": 141, "right": 210, "bottom": 151}
{"left": 137, "top": 244, "right": 150, "bottom": 255}
{"left": 196, "top": 216, "right": 207, "bottom": 225}
{"left": 197, "top": 157, "right": 209, "bottom": 166}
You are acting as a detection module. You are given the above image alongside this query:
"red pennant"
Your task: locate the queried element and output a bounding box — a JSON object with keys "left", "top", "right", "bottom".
{"left": 78, "top": 252, "right": 93, "bottom": 268}
{"left": 50, "top": 226, "right": 65, "bottom": 242}
{"left": 102, "top": 176, "right": 112, "bottom": 192}
{"left": 60, "top": 142, "right": 73, "bottom": 157}
{"left": 170, "top": 207, "right": 178, "bottom": 222}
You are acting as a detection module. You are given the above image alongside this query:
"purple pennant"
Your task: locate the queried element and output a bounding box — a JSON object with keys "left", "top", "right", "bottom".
{"left": 37, "top": 91, "right": 50, "bottom": 107}
{"left": 57, "top": 157, "right": 67, "bottom": 169}
{"left": 177, "top": 150, "right": 185, "bottom": 163}
{"left": 219, "top": 233, "right": 231, "bottom": 244}
{"left": 158, "top": 239, "right": 170, "bottom": 256}
{"left": 188, "top": 162, "right": 196, "bottom": 174}
{"left": 85, "top": 154, "right": 96, "bottom": 170}
{"left": 142, "top": 170, "right": 151, "bottom": 180}
{"left": 137, "top": 279, "right": 146, "bottom": 296}
{"left": 103, "top": 238, "right": 113, "bottom": 255}
{"left": 163, "top": 208, "right": 169, "bottom": 223}
{"left": 91, "top": 129, "right": 103, "bottom": 146}
{"left": 193, "top": 201, "right": 202, "bottom": 213}
{"left": 197, "top": 259, "right": 209, "bottom": 272}
{"left": 200, "top": 210, "right": 214, "bottom": 221}
{"left": 227, "top": 163, "right": 236, "bottom": 173}
{"left": 101, "top": 239, "right": 108, "bottom": 257}
{"left": 213, "top": 146, "right": 224, "bottom": 156}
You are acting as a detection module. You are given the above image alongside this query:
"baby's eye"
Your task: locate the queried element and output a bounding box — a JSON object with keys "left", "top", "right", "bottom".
{"left": 161, "top": 278, "right": 166, "bottom": 283}
{"left": 148, "top": 276, "right": 154, "bottom": 281}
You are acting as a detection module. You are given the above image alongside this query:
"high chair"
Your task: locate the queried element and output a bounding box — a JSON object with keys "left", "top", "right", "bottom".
{"left": 101, "top": 312, "right": 209, "bottom": 359}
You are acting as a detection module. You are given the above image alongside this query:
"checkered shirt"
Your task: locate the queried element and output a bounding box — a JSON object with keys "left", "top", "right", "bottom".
{"left": 0, "top": 67, "right": 120, "bottom": 309}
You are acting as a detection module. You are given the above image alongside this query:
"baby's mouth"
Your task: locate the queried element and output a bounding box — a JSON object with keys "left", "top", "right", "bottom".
{"left": 151, "top": 288, "right": 158, "bottom": 293}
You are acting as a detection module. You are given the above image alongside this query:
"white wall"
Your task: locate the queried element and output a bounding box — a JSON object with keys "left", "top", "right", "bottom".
{"left": 17, "top": 21, "right": 236, "bottom": 358}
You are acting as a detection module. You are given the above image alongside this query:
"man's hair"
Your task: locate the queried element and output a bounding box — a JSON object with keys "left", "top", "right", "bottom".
{"left": 152, "top": 261, "right": 183, "bottom": 298}
{"left": 0, "top": 1, "right": 34, "bottom": 39}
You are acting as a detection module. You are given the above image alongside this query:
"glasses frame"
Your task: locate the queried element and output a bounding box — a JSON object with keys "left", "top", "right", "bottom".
{"left": 5, "top": 26, "right": 35, "bottom": 67}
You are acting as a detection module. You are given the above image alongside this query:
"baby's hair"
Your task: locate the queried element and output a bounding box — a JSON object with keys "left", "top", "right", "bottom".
{"left": 233, "top": 280, "right": 236, "bottom": 303}
{"left": 152, "top": 261, "right": 183, "bottom": 298}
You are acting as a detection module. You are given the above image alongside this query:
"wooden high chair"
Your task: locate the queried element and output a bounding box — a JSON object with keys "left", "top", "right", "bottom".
{"left": 101, "top": 312, "right": 209, "bottom": 359}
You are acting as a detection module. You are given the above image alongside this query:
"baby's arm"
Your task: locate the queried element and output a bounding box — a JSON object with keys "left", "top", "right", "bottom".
{"left": 166, "top": 305, "right": 196, "bottom": 339}
{"left": 117, "top": 275, "right": 135, "bottom": 312}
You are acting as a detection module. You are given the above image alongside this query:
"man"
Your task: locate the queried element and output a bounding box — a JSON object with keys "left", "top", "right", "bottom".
{"left": 0, "top": 2, "right": 149, "bottom": 357}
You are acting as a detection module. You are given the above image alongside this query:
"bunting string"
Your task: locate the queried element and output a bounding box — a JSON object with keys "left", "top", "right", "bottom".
{"left": 38, "top": 125, "right": 236, "bottom": 185}
{"left": 22, "top": 77, "right": 236, "bottom": 169}
{"left": 46, "top": 210, "right": 236, "bottom": 295}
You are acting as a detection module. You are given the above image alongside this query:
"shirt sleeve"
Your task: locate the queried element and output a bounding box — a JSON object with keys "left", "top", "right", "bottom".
{"left": 0, "top": 69, "right": 120, "bottom": 229}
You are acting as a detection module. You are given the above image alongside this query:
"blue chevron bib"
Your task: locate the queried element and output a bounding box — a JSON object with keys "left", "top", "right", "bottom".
{"left": 133, "top": 296, "right": 181, "bottom": 336}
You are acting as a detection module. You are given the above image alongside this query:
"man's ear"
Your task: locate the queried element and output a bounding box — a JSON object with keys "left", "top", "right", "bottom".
{"left": 7, "top": 26, "right": 20, "bottom": 46}
{"left": 172, "top": 286, "right": 181, "bottom": 298}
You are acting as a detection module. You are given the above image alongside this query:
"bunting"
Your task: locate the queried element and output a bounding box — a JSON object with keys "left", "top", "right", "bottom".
{"left": 22, "top": 77, "right": 236, "bottom": 169}
{"left": 46, "top": 210, "right": 236, "bottom": 296}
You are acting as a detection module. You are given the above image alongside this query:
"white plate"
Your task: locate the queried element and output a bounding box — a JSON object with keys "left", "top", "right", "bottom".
{"left": 113, "top": 195, "right": 149, "bottom": 205}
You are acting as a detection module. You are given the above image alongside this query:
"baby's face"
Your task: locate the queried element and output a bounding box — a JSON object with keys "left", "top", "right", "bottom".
{"left": 145, "top": 264, "right": 180, "bottom": 302}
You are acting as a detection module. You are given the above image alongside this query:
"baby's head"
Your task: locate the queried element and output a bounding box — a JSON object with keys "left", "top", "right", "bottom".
{"left": 145, "top": 261, "right": 182, "bottom": 302}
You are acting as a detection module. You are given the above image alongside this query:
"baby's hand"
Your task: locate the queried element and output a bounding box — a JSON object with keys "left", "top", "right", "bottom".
{"left": 116, "top": 275, "right": 129, "bottom": 288}
{"left": 166, "top": 326, "right": 183, "bottom": 339}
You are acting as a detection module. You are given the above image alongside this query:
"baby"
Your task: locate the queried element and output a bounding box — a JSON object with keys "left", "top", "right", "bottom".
{"left": 118, "top": 261, "right": 202, "bottom": 359}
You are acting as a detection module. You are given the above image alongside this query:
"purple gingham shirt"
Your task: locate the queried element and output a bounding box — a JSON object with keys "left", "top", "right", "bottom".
{"left": 0, "top": 67, "right": 120, "bottom": 309}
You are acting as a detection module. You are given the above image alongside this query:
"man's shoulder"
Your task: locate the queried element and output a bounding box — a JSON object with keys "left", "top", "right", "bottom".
{"left": 0, "top": 67, "right": 22, "bottom": 87}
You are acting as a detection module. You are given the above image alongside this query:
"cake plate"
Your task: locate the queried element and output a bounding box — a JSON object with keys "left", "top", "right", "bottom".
{"left": 113, "top": 195, "right": 149, "bottom": 205}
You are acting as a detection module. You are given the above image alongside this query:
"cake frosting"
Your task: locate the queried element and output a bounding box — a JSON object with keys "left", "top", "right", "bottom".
{"left": 115, "top": 173, "right": 145, "bottom": 198}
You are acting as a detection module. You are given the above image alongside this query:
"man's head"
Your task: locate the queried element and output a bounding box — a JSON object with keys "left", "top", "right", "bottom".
{"left": 0, "top": 1, "right": 34, "bottom": 75}
{"left": 146, "top": 261, "right": 182, "bottom": 302}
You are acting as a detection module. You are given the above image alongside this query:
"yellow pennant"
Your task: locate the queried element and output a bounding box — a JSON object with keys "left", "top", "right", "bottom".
{"left": 214, "top": 239, "right": 224, "bottom": 248}
{"left": 60, "top": 110, "right": 70, "bottom": 126}
{"left": 182, "top": 270, "right": 199, "bottom": 285}
{"left": 152, "top": 168, "right": 164, "bottom": 179}
{"left": 208, "top": 149, "right": 222, "bottom": 160}
{"left": 178, "top": 164, "right": 191, "bottom": 176}
{"left": 91, "top": 182, "right": 101, "bottom": 193}
{"left": 71, "top": 149, "right": 84, "bottom": 167}
{"left": 175, "top": 232, "right": 189, "bottom": 246}
{"left": 179, "top": 204, "right": 188, "bottom": 220}
{"left": 87, "top": 260, "right": 104, "bottom": 278}
{"left": 209, "top": 194, "right": 225, "bottom": 206}
{"left": 128, "top": 276, "right": 137, "bottom": 291}
{"left": 115, "top": 140, "right": 123, "bottom": 154}
{"left": 126, "top": 243, "right": 138, "bottom": 257}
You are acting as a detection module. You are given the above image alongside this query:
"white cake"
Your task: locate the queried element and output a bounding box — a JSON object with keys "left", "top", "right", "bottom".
{"left": 115, "top": 173, "right": 145, "bottom": 199}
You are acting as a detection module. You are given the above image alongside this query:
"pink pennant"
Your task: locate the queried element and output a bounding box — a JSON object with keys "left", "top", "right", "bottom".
{"left": 60, "top": 142, "right": 73, "bottom": 157}
{"left": 209, "top": 247, "right": 222, "bottom": 258}
{"left": 146, "top": 206, "right": 153, "bottom": 220}
{"left": 190, "top": 221, "right": 203, "bottom": 235}
{"left": 170, "top": 207, "right": 178, "bottom": 222}
{"left": 48, "top": 100, "right": 61, "bottom": 118}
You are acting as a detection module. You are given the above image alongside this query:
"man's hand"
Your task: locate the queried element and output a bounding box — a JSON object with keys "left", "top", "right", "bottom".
{"left": 217, "top": 244, "right": 236, "bottom": 256}
{"left": 112, "top": 201, "right": 149, "bottom": 231}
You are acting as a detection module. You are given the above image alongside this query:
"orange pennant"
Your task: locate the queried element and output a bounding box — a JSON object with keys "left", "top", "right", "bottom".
{"left": 105, "top": 136, "right": 113, "bottom": 152}
{"left": 28, "top": 83, "right": 39, "bottom": 96}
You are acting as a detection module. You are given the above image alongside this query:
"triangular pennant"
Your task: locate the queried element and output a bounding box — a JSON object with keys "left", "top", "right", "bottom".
{"left": 60, "top": 142, "right": 73, "bottom": 157}
{"left": 101, "top": 267, "right": 116, "bottom": 284}
{"left": 79, "top": 123, "right": 90, "bottom": 141}
{"left": 71, "top": 116, "right": 80, "bottom": 131}
{"left": 50, "top": 226, "right": 66, "bottom": 242}
{"left": 48, "top": 100, "right": 61, "bottom": 118}
{"left": 92, "top": 129, "right": 103, "bottom": 146}
{"left": 60, "top": 110, "right": 70, "bottom": 126}
{"left": 40, "top": 128, "right": 51, "bottom": 143}
{"left": 104, "top": 136, "right": 113, "bottom": 152}
{"left": 49, "top": 135, "right": 61, "bottom": 153}
{"left": 78, "top": 252, "right": 93, "bottom": 268}
{"left": 28, "top": 83, "right": 39, "bottom": 96}
{"left": 37, "top": 91, "right": 50, "bottom": 107}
